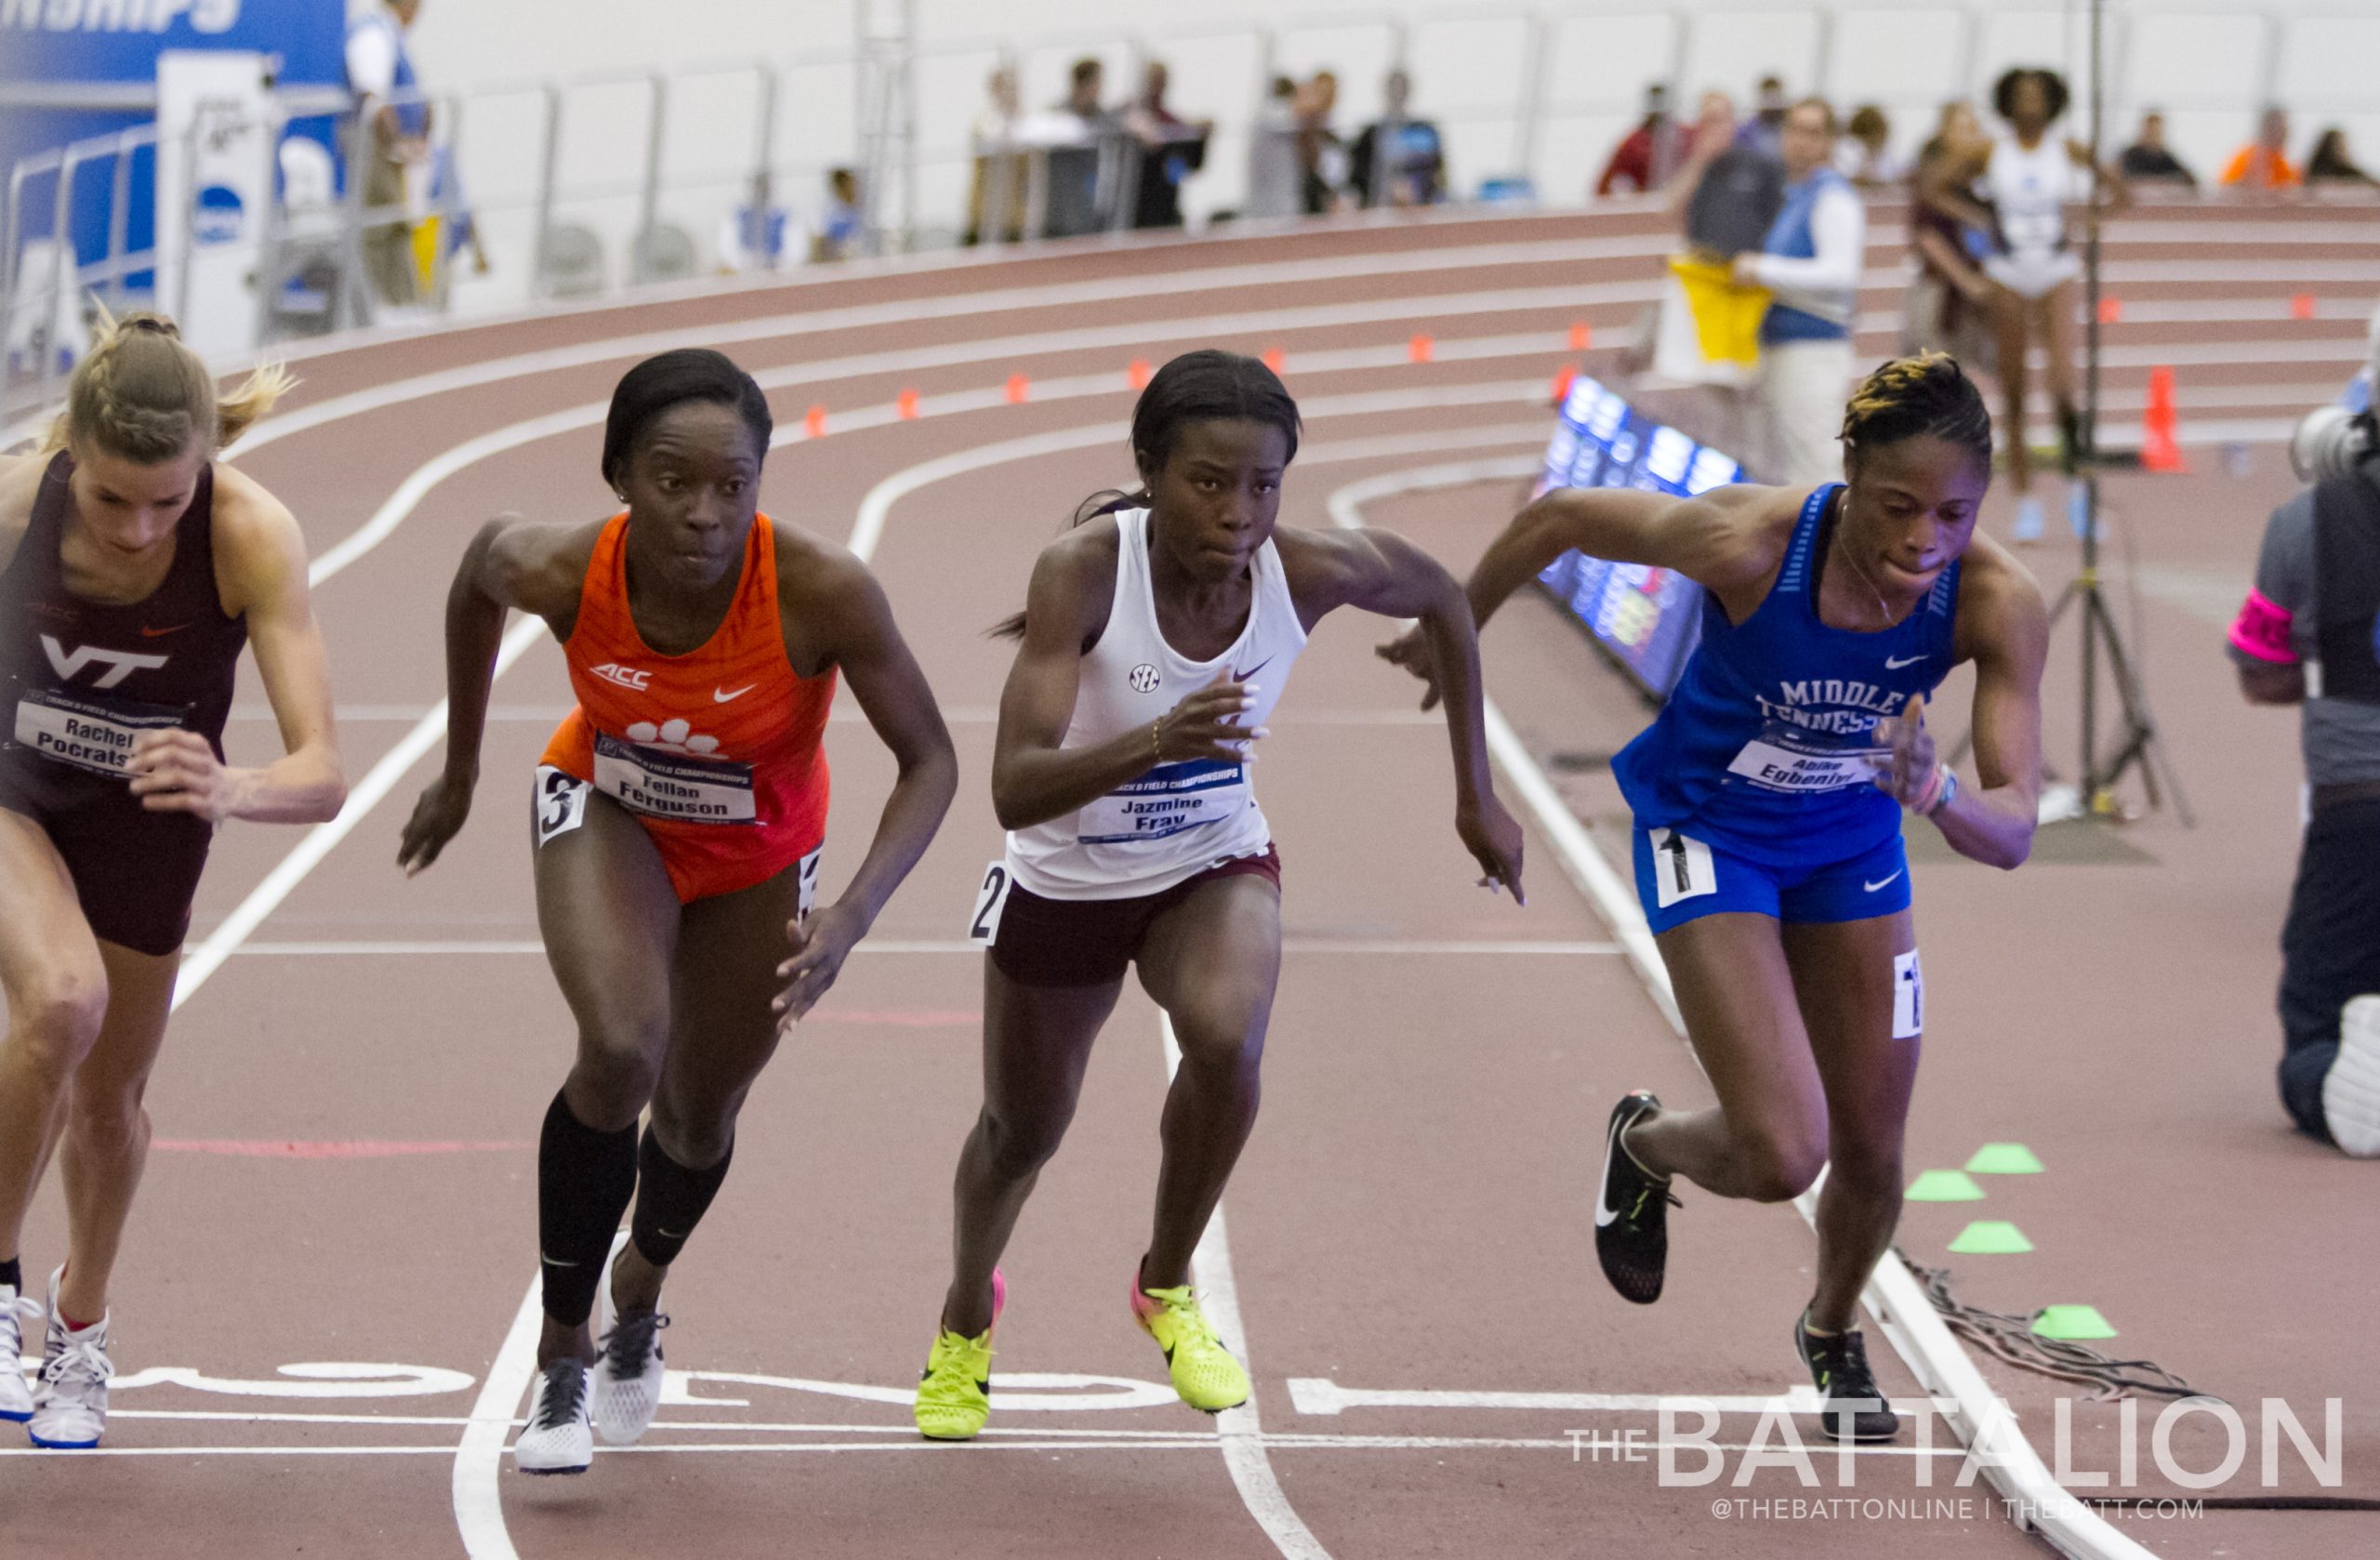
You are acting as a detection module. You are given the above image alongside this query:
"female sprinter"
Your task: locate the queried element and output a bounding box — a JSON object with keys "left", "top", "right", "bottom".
{"left": 1924, "top": 68, "right": 2126, "bottom": 543}
{"left": 0, "top": 314, "right": 344, "bottom": 1448}
{"left": 911, "top": 350, "right": 1526, "bottom": 1440}
{"left": 1385, "top": 353, "right": 2047, "bottom": 1442}
{"left": 397, "top": 350, "right": 956, "bottom": 1474}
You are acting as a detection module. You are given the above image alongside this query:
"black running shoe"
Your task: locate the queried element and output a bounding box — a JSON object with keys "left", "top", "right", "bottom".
{"left": 1795, "top": 1309, "right": 1902, "bottom": 1442}
{"left": 1593, "top": 1091, "right": 1678, "bottom": 1304}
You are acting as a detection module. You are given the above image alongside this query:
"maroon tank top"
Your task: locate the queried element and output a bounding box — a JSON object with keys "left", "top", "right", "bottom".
{"left": 3, "top": 451, "right": 247, "bottom": 780}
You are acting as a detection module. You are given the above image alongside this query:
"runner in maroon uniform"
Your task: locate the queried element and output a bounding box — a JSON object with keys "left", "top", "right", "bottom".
{"left": 0, "top": 314, "right": 344, "bottom": 1447}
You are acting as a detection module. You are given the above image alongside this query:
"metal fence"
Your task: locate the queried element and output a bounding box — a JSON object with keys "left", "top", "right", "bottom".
{"left": 4, "top": 0, "right": 2376, "bottom": 412}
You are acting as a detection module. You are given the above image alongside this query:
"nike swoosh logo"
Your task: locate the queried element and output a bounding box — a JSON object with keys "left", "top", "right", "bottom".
{"left": 540, "top": 1257, "right": 580, "bottom": 1268}
{"left": 714, "top": 684, "right": 758, "bottom": 703}
{"left": 140, "top": 624, "right": 191, "bottom": 637}
{"left": 1231, "top": 656, "right": 1273, "bottom": 682}
{"left": 1864, "top": 870, "right": 1904, "bottom": 892}
{"left": 1884, "top": 654, "right": 1925, "bottom": 670}
{"left": 1594, "top": 1109, "right": 1630, "bottom": 1227}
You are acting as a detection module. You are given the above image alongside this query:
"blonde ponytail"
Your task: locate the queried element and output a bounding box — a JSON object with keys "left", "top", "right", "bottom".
{"left": 41, "top": 307, "right": 293, "bottom": 462}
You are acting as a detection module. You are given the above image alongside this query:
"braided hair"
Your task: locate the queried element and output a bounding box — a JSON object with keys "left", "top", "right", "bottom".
{"left": 1840, "top": 351, "right": 1993, "bottom": 473}
{"left": 44, "top": 309, "right": 291, "bottom": 462}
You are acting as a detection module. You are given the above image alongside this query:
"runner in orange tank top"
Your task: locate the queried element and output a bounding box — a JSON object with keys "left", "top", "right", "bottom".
{"left": 398, "top": 350, "right": 956, "bottom": 1475}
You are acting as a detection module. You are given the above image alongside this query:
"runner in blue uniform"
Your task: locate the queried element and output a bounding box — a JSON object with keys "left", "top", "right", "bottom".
{"left": 1384, "top": 353, "right": 2048, "bottom": 1441}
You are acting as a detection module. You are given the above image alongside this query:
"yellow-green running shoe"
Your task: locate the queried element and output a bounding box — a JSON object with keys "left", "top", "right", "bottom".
{"left": 1129, "top": 1271, "right": 1250, "bottom": 1414}
{"left": 914, "top": 1268, "right": 1004, "bottom": 1441}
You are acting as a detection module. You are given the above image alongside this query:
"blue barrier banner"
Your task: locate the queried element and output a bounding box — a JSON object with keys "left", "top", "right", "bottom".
{"left": 1533, "top": 375, "right": 1742, "bottom": 699}
{"left": 2, "top": 0, "right": 345, "bottom": 282}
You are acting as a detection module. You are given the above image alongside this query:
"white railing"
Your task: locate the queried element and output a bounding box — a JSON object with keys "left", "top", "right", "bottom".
{"left": 3, "top": 0, "right": 2375, "bottom": 412}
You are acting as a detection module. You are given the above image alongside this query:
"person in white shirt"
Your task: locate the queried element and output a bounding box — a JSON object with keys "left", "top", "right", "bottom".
{"left": 1734, "top": 99, "right": 1866, "bottom": 484}
{"left": 343, "top": 0, "right": 429, "bottom": 309}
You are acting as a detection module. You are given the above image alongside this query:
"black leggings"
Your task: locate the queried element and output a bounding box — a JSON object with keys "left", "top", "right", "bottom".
{"left": 2276, "top": 798, "right": 2380, "bottom": 1142}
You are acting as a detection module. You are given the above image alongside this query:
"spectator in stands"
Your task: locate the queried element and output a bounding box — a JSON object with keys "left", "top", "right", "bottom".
{"left": 2117, "top": 110, "right": 2198, "bottom": 188}
{"left": 1297, "top": 72, "right": 1350, "bottom": 216}
{"left": 1123, "top": 61, "right": 1212, "bottom": 228}
{"left": 1733, "top": 99, "right": 1863, "bottom": 483}
{"left": 1734, "top": 74, "right": 1791, "bottom": 162}
{"left": 2307, "top": 127, "right": 2377, "bottom": 187}
{"left": 812, "top": 169, "right": 865, "bottom": 262}
{"left": 1241, "top": 76, "right": 1304, "bottom": 220}
{"left": 966, "top": 64, "right": 1025, "bottom": 245}
{"left": 2229, "top": 313, "right": 2380, "bottom": 1157}
{"left": 1596, "top": 83, "right": 1689, "bottom": 197}
{"left": 1833, "top": 104, "right": 1906, "bottom": 188}
{"left": 1669, "top": 92, "right": 1782, "bottom": 256}
{"left": 344, "top": 0, "right": 430, "bottom": 311}
{"left": 1902, "top": 100, "right": 1994, "bottom": 366}
{"left": 718, "top": 172, "right": 793, "bottom": 273}
{"left": 1350, "top": 70, "right": 1447, "bottom": 208}
{"left": 2221, "top": 106, "right": 2302, "bottom": 192}
{"left": 1042, "top": 59, "right": 1118, "bottom": 237}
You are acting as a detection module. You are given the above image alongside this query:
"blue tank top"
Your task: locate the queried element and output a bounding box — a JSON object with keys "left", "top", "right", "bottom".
{"left": 1612, "top": 484, "right": 1961, "bottom": 867}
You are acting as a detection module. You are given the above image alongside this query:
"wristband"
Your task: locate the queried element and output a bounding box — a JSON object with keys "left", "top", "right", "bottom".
{"left": 1923, "top": 765, "right": 1960, "bottom": 818}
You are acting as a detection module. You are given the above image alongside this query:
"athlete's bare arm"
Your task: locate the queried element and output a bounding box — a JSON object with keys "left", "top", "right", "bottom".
{"left": 1923, "top": 543, "right": 2049, "bottom": 868}
{"left": 990, "top": 520, "right": 1254, "bottom": 832}
{"left": 397, "top": 516, "right": 600, "bottom": 873}
{"left": 128, "top": 467, "right": 347, "bottom": 825}
{"left": 1378, "top": 483, "right": 1799, "bottom": 705}
{"left": 1918, "top": 144, "right": 1999, "bottom": 231}
{"left": 769, "top": 523, "right": 959, "bottom": 1023}
{"left": 0, "top": 454, "right": 41, "bottom": 577}
{"left": 1279, "top": 526, "right": 1524, "bottom": 899}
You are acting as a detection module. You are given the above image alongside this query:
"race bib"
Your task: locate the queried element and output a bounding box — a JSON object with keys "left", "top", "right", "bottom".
{"left": 1893, "top": 949, "right": 1924, "bottom": 1039}
{"left": 591, "top": 732, "right": 757, "bottom": 825}
{"left": 12, "top": 687, "right": 188, "bottom": 778}
{"left": 967, "top": 860, "right": 1012, "bottom": 945}
{"left": 1078, "top": 758, "right": 1249, "bottom": 845}
{"left": 1726, "top": 728, "right": 1887, "bottom": 795}
{"left": 533, "top": 765, "right": 592, "bottom": 846}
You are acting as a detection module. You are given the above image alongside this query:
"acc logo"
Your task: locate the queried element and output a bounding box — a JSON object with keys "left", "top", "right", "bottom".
{"left": 42, "top": 635, "right": 166, "bottom": 690}
{"left": 589, "top": 662, "right": 651, "bottom": 691}
{"left": 1128, "top": 664, "right": 1159, "bottom": 693}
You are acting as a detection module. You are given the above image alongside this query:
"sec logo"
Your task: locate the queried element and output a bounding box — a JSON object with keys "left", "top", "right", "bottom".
{"left": 1129, "top": 664, "right": 1160, "bottom": 692}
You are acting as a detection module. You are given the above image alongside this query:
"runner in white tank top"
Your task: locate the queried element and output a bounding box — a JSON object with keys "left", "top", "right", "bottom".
{"left": 913, "top": 350, "right": 1526, "bottom": 1443}
{"left": 1923, "top": 67, "right": 2127, "bottom": 544}
{"left": 1005, "top": 505, "right": 1303, "bottom": 897}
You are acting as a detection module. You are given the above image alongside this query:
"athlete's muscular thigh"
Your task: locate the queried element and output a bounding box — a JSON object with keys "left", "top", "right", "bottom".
{"left": 533, "top": 790, "right": 679, "bottom": 1123}
{"left": 650, "top": 856, "right": 810, "bottom": 1162}
{"left": 1780, "top": 909, "right": 1921, "bottom": 1177}
{"left": 1135, "top": 874, "right": 1281, "bottom": 1061}
{"left": 1656, "top": 912, "right": 1828, "bottom": 1175}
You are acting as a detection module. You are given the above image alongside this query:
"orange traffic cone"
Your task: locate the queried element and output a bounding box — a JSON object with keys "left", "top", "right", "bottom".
{"left": 2139, "top": 365, "right": 2186, "bottom": 473}
{"left": 1551, "top": 364, "right": 1576, "bottom": 405}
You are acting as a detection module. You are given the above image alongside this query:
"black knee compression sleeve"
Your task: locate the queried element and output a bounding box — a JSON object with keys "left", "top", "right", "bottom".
{"left": 629, "top": 1127, "right": 735, "bottom": 1270}
{"left": 537, "top": 1090, "right": 640, "bottom": 1326}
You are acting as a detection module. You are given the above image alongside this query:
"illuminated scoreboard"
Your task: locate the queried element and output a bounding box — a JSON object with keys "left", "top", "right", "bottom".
{"left": 1533, "top": 376, "right": 1744, "bottom": 699}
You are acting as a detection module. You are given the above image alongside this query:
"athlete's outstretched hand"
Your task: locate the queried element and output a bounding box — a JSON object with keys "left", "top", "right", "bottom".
{"left": 774, "top": 901, "right": 867, "bottom": 1027}
{"left": 1153, "top": 671, "right": 1265, "bottom": 766}
{"left": 1374, "top": 626, "right": 1441, "bottom": 710}
{"left": 1871, "top": 694, "right": 1937, "bottom": 808}
{"left": 397, "top": 773, "right": 473, "bottom": 876}
{"left": 1457, "top": 793, "right": 1527, "bottom": 906}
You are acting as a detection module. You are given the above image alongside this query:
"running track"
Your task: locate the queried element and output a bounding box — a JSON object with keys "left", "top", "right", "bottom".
{"left": 7, "top": 202, "right": 2376, "bottom": 1558}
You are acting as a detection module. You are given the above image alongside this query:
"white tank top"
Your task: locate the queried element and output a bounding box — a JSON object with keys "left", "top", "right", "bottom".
{"left": 1006, "top": 509, "right": 1308, "bottom": 900}
{"left": 1981, "top": 135, "right": 2078, "bottom": 260}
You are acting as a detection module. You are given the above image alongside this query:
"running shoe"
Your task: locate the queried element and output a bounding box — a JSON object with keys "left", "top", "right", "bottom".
{"left": 590, "top": 1235, "right": 669, "bottom": 1447}
{"left": 2011, "top": 496, "right": 2045, "bottom": 544}
{"left": 1795, "top": 1309, "right": 1901, "bottom": 1442}
{"left": 28, "top": 1269, "right": 109, "bottom": 1449}
{"left": 2324, "top": 996, "right": 2380, "bottom": 1157}
{"left": 1593, "top": 1091, "right": 1678, "bottom": 1305}
{"left": 0, "top": 1282, "right": 39, "bottom": 1422}
{"left": 514, "top": 1357, "right": 594, "bottom": 1474}
{"left": 1130, "top": 1270, "right": 1250, "bottom": 1414}
{"left": 914, "top": 1268, "right": 1005, "bottom": 1441}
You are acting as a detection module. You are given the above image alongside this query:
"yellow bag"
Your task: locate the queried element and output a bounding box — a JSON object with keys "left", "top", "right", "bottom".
{"left": 1666, "top": 256, "right": 1771, "bottom": 367}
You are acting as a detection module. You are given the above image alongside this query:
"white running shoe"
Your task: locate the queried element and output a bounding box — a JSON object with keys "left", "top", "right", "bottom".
{"left": 0, "top": 1282, "right": 40, "bottom": 1422}
{"left": 590, "top": 1234, "right": 668, "bottom": 1447}
{"left": 514, "top": 1357, "right": 594, "bottom": 1474}
{"left": 29, "top": 1269, "right": 110, "bottom": 1449}
{"left": 2324, "top": 996, "right": 2380, "bottom": 1157}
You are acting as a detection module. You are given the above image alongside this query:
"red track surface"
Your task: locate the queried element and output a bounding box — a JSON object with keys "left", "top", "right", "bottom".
{"left": 7, "top": 205, "right": 2375, "bottom": 1558}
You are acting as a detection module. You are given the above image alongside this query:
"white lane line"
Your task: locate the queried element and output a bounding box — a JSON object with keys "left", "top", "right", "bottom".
{"left": 168, "top": 616, "right": 544, "bottom": 1013}
{"left": 1289, "top": 1382, "right": 1827, "bottom": 1415}
{"left": 453, "top": 1276, "right": 543, "bottom": 1560}
{"left": 1327, "top": 465, "right": 2157, "bottom": 1560}
{"left": 1158, "top": 1014, "right": 1334, "bottom": 1560}
{"left": 0, "top": 1433, "right": 1967, "bottom": 1458}
{"left": 226, "top": 939, "right": 1616, "bottom": 958}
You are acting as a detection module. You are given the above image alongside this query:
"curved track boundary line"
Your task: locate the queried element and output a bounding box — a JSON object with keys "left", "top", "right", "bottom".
{"left": 1326, "top": 461, "right": 2156, "bottom": 1560}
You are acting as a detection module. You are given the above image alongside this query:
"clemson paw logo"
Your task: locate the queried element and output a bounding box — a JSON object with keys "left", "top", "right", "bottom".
{"left": 625, "top": 718, "right": 721, "bottom": 755}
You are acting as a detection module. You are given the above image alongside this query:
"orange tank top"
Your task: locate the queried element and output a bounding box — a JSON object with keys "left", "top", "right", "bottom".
{"left": 540, "top": 513, "right": 835, "bottom": 880}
